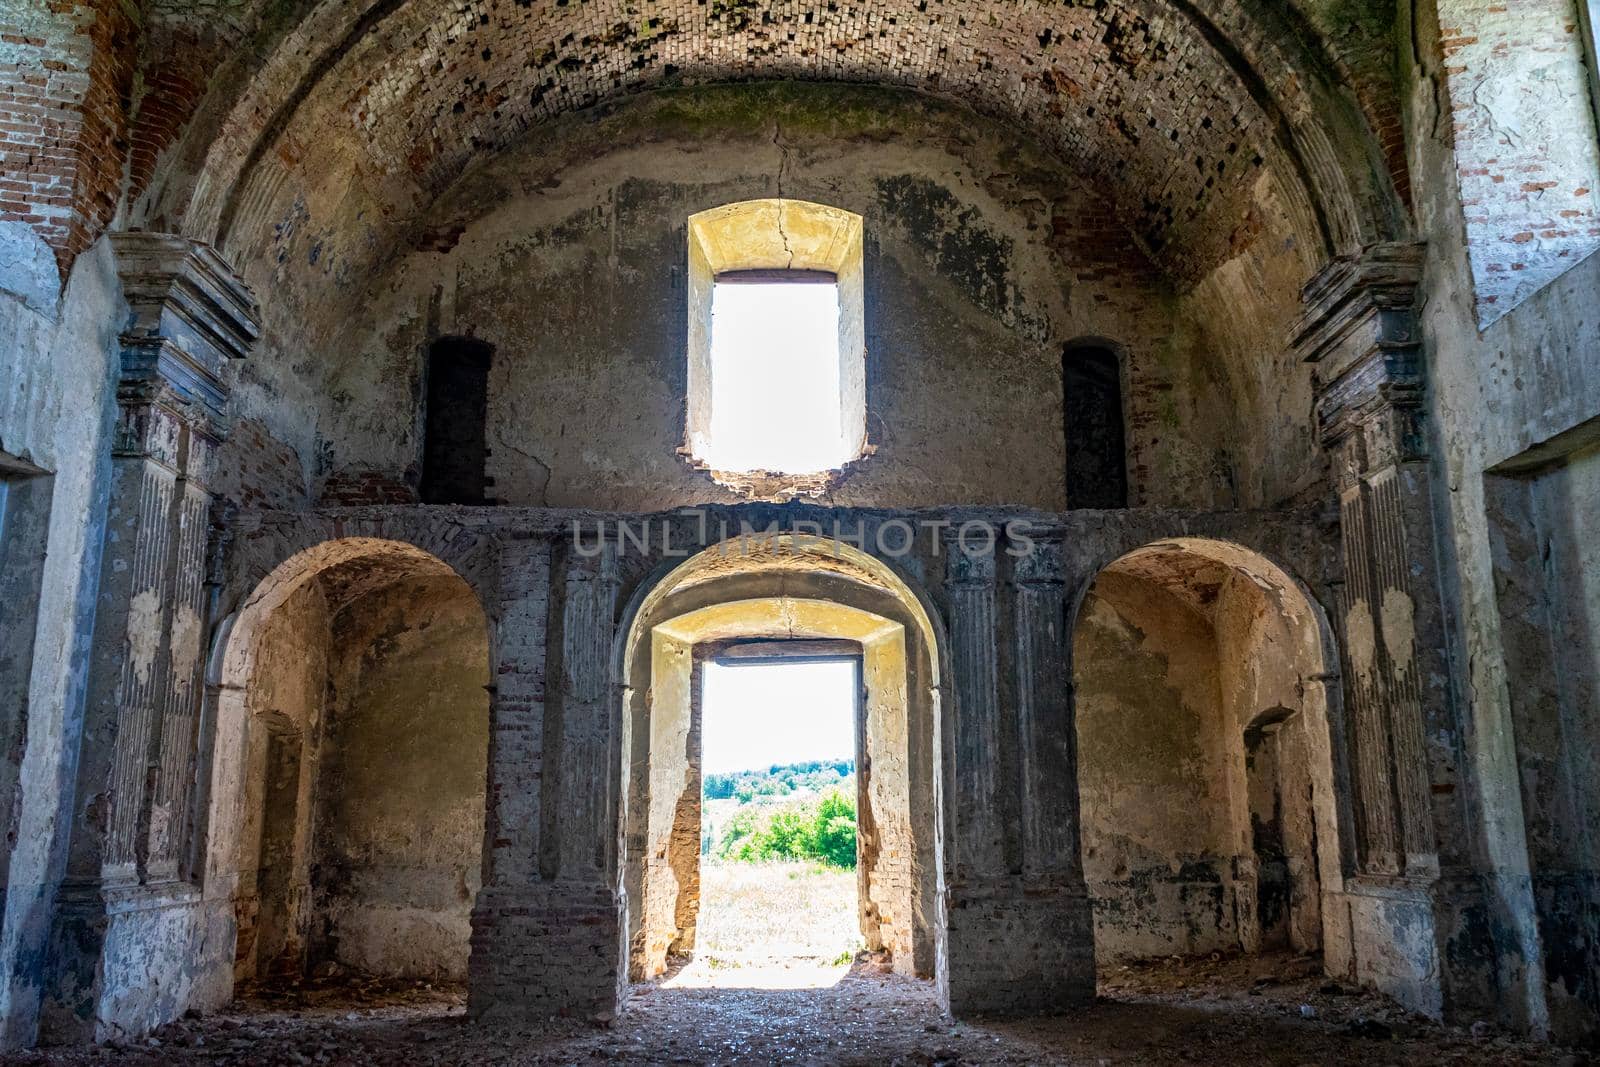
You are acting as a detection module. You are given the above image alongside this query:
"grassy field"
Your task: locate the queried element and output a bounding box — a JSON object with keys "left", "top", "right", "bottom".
{"left": 689, "top": 860, "right": 862, "bottom": 981}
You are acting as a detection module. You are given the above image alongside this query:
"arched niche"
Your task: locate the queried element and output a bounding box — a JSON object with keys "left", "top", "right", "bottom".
{"left": 200, "top": 537, "right": 491, "bottom": 1000}
{"left": 1068, "top": 536, "right": 1354, "bottom": 974}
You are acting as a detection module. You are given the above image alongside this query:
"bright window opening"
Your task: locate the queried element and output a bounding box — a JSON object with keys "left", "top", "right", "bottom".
{"left": 685, "top": 199, "right": 867, "bottom": 491}
{"left": 703, "top": 277, "right": 847, "bottom": 474}
{"left": 701, "top": 658, "right": 856, "bottom": 775}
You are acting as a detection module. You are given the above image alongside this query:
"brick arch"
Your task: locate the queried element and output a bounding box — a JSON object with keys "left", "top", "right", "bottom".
{"left": 219, "top": 515, "right": 497, "bottom": 644}
{"left": 614, "top": 531, "right": 948, "bottom": 692}
{"left": 1066, "top": 535, "right": 1341, "bottom": 672}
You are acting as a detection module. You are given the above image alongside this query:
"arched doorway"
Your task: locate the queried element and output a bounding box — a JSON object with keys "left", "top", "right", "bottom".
{"left": 206, "top": 539, "right": 490, "bottom": 991}
{"left": 1070, "top": 538, "right": 1352, "bottom": 977}
{"left": 615, "top": 535, "right": 947, "bottom": 992}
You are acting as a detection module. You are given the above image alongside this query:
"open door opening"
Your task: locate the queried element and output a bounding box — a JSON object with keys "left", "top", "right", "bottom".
{"left": 669, "top": 645, "right": 862, "bottom": 989}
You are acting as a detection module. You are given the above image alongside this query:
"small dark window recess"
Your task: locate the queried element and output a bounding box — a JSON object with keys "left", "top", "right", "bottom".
{"left": 420, "top": 335, "right": 494, "bottom": 505}
{"left": 1063, "top": 343, "right": 1129, "bottom": 509}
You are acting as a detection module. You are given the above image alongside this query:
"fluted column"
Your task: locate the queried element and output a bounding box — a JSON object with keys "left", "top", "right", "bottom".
{"left": 941, "top": 527, "right": 1094, "bottom": 1015}
{"left": 943, "top": 530, "right": 1003, "bottom": 878}
{"left": 1292, "top": 241, "right": 1478, "bottom": 1018}
{"left": 1292, "top": 242, "right": 1450, "bottom": 878}
{"left": 548, "top": 534, "right": 621, "bottom": 881}
{"left": 1012, "top": 533, "right": 1081, "bottom": 878}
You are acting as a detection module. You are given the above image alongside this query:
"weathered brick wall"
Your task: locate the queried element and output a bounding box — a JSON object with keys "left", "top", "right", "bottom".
{"left": 124, "top": 0, "right": 265, "bottom": 209}
{"left": 126, "top": 26, "right": 207, "bottom": 207}
{"left": 0, "top": 0, "right": 138, "bottom": 277}
{"left": 1440, "top": 0, "right": 1600, "bottom": 326}
{"left": 211, "top": 416, "right": 309, "bottom": 510}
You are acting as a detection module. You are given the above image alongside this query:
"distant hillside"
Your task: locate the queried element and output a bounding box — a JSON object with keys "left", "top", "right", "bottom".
{"left": 704, "top": 759, "right": 854, "bottom": 802}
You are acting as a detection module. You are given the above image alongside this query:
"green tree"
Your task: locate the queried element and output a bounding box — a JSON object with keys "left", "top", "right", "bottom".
{"left": 811, "top": 790, "right": 858, "bottom": 868}
{"left": 715, "top": 788, "right": 857, "bottom": 868}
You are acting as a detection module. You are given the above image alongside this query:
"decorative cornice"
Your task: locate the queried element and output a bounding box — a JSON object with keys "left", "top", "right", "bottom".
{"left": 1292, "top": 243, "right": 1428, "bottom": 457}
{"left": 1290, "top": 242, "right": 1424, "bottom": 370}
{"left": 110, "top": 232, "right": 260, "bottom": 424}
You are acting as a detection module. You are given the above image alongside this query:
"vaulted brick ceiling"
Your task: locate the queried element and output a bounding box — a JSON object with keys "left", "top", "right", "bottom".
{"left": 134, "top": 0, "right": 1404, "bottom": 288}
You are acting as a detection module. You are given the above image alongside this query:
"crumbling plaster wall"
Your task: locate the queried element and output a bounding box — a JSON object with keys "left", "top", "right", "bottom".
{"left": 0, "top": 225, "right": 123, "bottom": 1046}
{"left": 1402, "top": 0, "right": 1600, "bottom": 1038}
{"left": 313, "top": 86, "right": 1238, "bottom": 511}
{"left": 182, "top": 85, "right": 1345, "bottom": 515}
{"left": 1074, "top": 572, "right": 1241, "bottom": 961}
{"left": 1213, "top": 574, "right": 1328, "bottom": 956}
{"left": 1485, "top": 444, "right": 1600, "bottom": 1040}
{"left": 1172, "top": 178, "right": 1330, "bottom": 509}
{"left": 312, "top": 575, "right": 488, "bottom": 981}
{"left": 230, "top": 580, "right": 329, "bottom": 985}
{"left": 1075, "top": 554, "right": 1339, "bottom": 965}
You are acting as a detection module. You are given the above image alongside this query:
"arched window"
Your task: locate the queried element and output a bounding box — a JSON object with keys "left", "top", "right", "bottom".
{"left": 1063, "top": 342, "right": 1128, "bottom": 509}
{"left": 685, "top": 200, "right": 867, "bottom": 483}
{"left": 420, "top": 335, "right": 494, "bottom": 505}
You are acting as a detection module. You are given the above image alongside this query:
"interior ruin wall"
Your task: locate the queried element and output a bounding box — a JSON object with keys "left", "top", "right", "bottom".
{"left": 312, "top": 574, "right": 488, "bottom": 981}
{"left": 1074, "top": 572, "right": 1239, "bottom": 962}
{"left": 1401, "top": 0, "right": 1600, "bottom": 1038}
{"left": 0, "top": 226, "right": 124, "bottom": 1042}
{"left": 230, "top": 580, "right": 329, "bottom": 985}
{"left": 204, "top": 86, "right": 1324, "bottom": 514}
{"left": 222, "top": 569, "right": 488, "bottom": 989}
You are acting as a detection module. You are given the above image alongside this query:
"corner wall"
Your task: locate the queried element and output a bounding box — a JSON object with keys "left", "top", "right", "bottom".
{"left": 1405, "top": 0, "right": 1600, "bottom": 1038}
{"left": 0, "top": 225, "right": 122, "bottom": 1048}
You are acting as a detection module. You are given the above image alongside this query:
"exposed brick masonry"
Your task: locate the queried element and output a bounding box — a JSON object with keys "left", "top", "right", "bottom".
{"left": 0, "top": 0, "right": 138, "bottom": 276}
{"left": 1440, "top": 0, "right": 1600, "bottom": 326}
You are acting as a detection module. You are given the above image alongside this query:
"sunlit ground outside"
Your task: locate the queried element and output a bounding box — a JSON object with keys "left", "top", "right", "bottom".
{"left": 662, "top": 861, "right": 862, "bottom": 990}
{"left": 664, "top": 658, "right": 862, "bottom": 990}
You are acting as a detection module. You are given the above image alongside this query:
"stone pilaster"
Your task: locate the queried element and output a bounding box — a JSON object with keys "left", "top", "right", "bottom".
{"left": 1012, "top": 533, "right": 1079, "bottom": 877}
{"left": 44, "top": 234, "right": 256, "bottom": 1042}
{"left": 1292, "top": 242, "right": 1445, "bottom": 877}
{"left": 550, "top": 535, "right": 621, "bottom": 881}
{"left": 942, "top": 530, "right": 1003, "bottom": 878}
{"left": 1009, "top": 531, "right": 1096, "bottom": 1008}
{"left": 469, "top": 525, "right": 624, "bottom": 1023}
{"left": 942, "top": 529, "right": 1094, "bottom": 1015}
{"left": 1292, "top": 242, "right": 1479, "bottom": 1019}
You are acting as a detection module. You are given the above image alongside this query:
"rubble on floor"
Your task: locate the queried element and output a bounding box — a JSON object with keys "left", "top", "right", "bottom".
{"left": 9, "top": 953, "right": 1586, "bottom": 1066}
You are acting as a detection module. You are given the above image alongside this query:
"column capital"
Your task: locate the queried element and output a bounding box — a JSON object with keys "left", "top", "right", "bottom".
{"left": 1012, "top": 532, "right": 1065, "bottom": 586}
{"left": 943, "top": 529, "right": 996, "bottom": 586}
{"left": 563, "top": 525, "right": 619, "bottom": 583}
{"left": 110, "top": 232, "right": 259, "bottom": 428}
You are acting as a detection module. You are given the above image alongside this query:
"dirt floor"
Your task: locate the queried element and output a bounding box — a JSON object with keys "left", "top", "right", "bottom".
{"left": 8, "top": 950, "right": 1590, "bottom": 1066}
{"left": 8, "top": 868, "right": 1588, "bottom": 1065}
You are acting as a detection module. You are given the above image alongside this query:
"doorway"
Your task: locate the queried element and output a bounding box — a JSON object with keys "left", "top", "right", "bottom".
{"left": 687, "top": 646, "right": 862, "bottom": 987}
